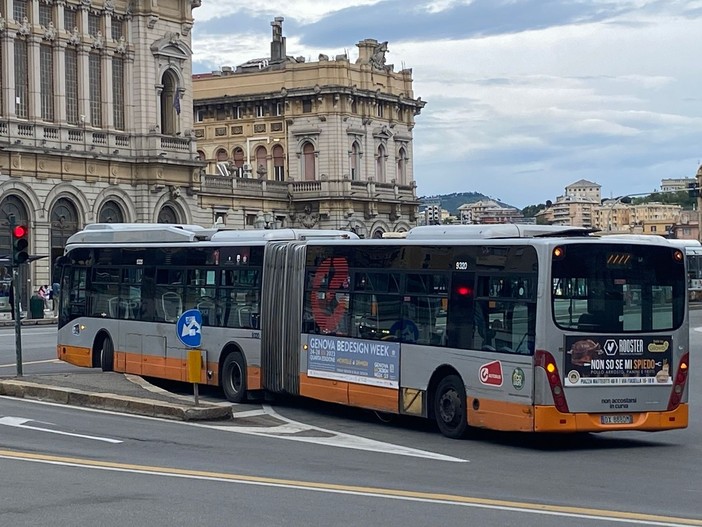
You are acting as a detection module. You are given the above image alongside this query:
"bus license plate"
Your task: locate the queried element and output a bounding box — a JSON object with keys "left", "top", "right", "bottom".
{"left": 600, "top": 414, "right": 633, "bottom": 425}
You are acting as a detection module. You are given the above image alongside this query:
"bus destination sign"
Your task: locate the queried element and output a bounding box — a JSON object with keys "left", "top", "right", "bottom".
{"left": 564, "top": 336, "right": 673, "bottom": 387}
{"left": 305, "top": 335, "right": 399, "bottom": 389}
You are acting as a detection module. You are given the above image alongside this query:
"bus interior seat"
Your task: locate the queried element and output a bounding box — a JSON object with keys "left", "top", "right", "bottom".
{"left": 161, "top": 292, "right": 182, "bottom": 323}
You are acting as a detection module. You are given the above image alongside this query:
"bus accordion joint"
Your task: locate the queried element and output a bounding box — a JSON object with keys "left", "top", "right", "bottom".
{"left": 667, "top": 352, "right": 689, "bottom": 412}
{"left": 535, "top": 350, "right": 570, "bottom": 413}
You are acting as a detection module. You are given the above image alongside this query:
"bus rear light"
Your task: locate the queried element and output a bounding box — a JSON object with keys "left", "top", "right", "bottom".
{"left": 667, "top": 352, "right": 689, "bottom": 412}
{"left": 535, "top": 350, "right": 570, "bottom": 413}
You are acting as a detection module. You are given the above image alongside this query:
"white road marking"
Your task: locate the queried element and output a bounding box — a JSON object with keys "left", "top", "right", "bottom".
{"left": 0, "top": 416, "right": 122, "bottom": 443}
{"left": 0, "top": 359, "right": 60, "bottom": 368}
{"left": 231, "top": 409, "right": 268, "bottom": 419}
{"left": 0, "top": 396, "right": 466, "bottom": 463}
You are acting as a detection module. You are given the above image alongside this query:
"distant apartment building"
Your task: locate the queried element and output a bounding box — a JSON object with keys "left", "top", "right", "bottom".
{"left": 565, "top": 179, "right": 601, "bottom": 201}
{"left": 592, "top": 200, "right": 681, "bottom": 234}
{"left": 669, "top": 210, "right": 700, "bottom": 240}
{"left": 191, "top": 18, "right": 425, "bottom": 237}
{"left": 660, "top": 177, "right": 695, "bottom": 192}
{"left": 458, "top": 199, "right": 523, "bottom": 224}
{"left": 536, "top": 194, "right": 598, "bottom": 228}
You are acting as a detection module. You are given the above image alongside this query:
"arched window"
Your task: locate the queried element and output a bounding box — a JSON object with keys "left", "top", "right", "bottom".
{"left": 216, "top": 148, "right": 228, "bottom": 161}
{"left": 376, "top": 144, "right": 386, "bottom": 183}
{"left": 273, "top": 144, "right": 285, "bottom": 181}
{"left": 233, "top": 147, "right": 245, "bottom": 177}
{"left": 157, "top": 204, "right": 179, "bottom": 224}
{"left": 98, "top": 200, "right": 125, "bottom": 223}
{"left": 350, "top": 141, "right": 361, "bottom": 181}
{"left": 197, "top": 150, "right": 206, "bottom": 161}
{"left": 302, "top": 142, "right": 315, "bottom": 181}
{"left": 51, "top": 197, "right": 80, "bottom": 269}
{"left": 0, "top": 195, "right": 30, "bottom": 308}
{"left": 160, "top": 70, "right": 178, "bottom": 135}
{"left": 255, "top": 146, "right": 267, "bottom": 179}
{"left": 396, "top": 147, "right": 407, "bottom": 184}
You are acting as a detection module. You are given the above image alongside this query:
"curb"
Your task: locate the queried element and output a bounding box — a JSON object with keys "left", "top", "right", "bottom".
{"left": 0, "top": 380, "right": 232, "bottom": 421}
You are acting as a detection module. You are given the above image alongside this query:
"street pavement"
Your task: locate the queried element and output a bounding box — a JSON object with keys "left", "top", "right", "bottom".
{"left": 0, "top": 313, "right": 231, "bottom": 421}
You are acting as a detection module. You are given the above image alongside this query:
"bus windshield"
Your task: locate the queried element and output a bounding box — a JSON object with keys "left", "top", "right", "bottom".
{"left": 552, "top": 243, "right": 686, "bottom": 332}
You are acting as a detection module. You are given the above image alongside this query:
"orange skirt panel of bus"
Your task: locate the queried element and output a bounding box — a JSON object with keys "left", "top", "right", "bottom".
{"left": 299, "top": 374, "right": 398, "bottom": 413}
{"left": 533, "top": 404, "right": 688, "bottom": 432}
{"left": 468, "top": 398, "right": 534, "bottom": 432}
{"left": 57, "top": 345, "right": 92, "bottom": 368}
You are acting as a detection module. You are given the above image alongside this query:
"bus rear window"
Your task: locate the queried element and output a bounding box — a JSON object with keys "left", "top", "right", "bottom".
{"left": 552, "top": 243, "right": 685, "bottom": 332}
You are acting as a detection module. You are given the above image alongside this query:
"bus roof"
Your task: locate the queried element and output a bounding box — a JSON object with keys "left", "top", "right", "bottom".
{"left": 406, "top": 224, "right": 598, "bottom": 240}
{"left": 211, "top": 229, "right": 358, "bottom": 242}
{"left": 66, "top": 223, "right": 358, "bottom": 246}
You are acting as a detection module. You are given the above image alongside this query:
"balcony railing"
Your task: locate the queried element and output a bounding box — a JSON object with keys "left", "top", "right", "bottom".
{"left": 200, "top": 174, "right": 418, "bottom": 202}
{"left": 0, "top": 119, "right": 196, "bottom": 159}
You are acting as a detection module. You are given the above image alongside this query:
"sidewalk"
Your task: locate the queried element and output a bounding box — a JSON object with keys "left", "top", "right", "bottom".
{"left": 0, "top": 370, "right": 232, "bottom": 421}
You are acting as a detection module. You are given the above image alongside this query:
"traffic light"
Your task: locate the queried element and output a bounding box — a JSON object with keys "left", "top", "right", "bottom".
{"left": 688, "top": 182, "right": 700, "bottom": 199}
{"left": 12, "top": 224, "right": 29, "bottom": 265}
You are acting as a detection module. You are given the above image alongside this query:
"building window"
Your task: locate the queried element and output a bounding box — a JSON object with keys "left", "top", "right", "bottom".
{"left": 302, "top": 99, "right": 312, "bottom": 113}
{"left": 302, "top": 141, "right": 315, "bottom": 181}
{"left": 274, "top": 102, "right": 282, "bottom": 116}
{"left": 13, "top": 0, "right": 28, "bottom": 22}
{"left": 39, "top": 3, "right": 53, "bottom": 27}
{"left": 14, "top": 39, "right": 28, "bottom": 119}
{"left": 89, "top": 54, "right": 102, "bottom": 127}
{"left": 112, "top": 58, "right": 125, "bottom": 130}
{"left": 376, "top": 144, "right": 386, "bottom": 183}
{"left": 231, "top": 147, "right": 244, "bottom": 176}
{"left": 255, "top": 146, "right": 267, "bottom": 178}
{"left": 351, "top": 99, "right": 357, "bottom": 113}
{"left": 350, "top": 141, "right": 361, "bottom": 181}
{"left": 40, "top": 44, "right": 54, "bottom": 122}
{"left": 376, "top": 103, "right": 384, "bottom": 118}
{"left": 396, "top": 147, "right": 408, "bottom": 184}
{"left": 216, "top": 149, "right": 228, "bottom": 161}
{"left": 88, "top": 13, "right": 101, "bottom": 37}
{"left": 111, "top": 18, "right": 124, "bottom": 40}
{"left": 255, "top": 104, "right": 265, "bottom": 118}
{"left": 64, "top": 8, "right": 76, "bottom": 32}
{"left": 196, "top": 109, "right": 205, "bottom": 122}
{"left": 273, "top": 145, "right": 285, "bottom": 181}
{"left": 65, "top": 48, "right": 79, "bottom": 124}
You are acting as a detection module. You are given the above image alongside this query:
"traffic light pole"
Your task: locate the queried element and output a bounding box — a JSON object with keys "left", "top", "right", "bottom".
{"left": 8, "top": 216, "right": 23, "bottom": 377}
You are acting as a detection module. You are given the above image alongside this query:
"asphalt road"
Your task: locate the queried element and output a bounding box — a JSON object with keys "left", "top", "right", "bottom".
{"left": 0, "top": 319, "right": 701, "bottom": 526}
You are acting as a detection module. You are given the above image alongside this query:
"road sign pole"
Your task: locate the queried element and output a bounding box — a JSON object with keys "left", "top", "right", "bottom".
{"left": 187, "top": 349, "right": 202, "bottom": 406}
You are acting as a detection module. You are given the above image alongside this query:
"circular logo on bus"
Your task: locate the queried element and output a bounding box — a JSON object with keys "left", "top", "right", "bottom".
{"left": 511, "top": 368, "right": 525, "bottom": 390}
{"left": 567, "top": 370, "right": 581, "bottom": 385}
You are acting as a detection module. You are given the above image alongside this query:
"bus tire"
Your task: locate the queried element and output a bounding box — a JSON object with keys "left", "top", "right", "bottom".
{"left": 100, "top": 337, "right": 114, "bottom": 372}
{"left": 221, "top": 352, "right": 246, "bottom": 403}
{"left": 434, "top": 374, "right": 468, "bottom": 439}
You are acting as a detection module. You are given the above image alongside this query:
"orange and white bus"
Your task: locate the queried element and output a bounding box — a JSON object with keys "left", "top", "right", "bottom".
{"left": 56, "top": 223, "right": 690, "bottom": 438}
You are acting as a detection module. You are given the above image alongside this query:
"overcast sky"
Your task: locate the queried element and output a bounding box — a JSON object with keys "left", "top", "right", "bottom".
{"left": 190, "top": 0, "right": 702, "bottom": 209}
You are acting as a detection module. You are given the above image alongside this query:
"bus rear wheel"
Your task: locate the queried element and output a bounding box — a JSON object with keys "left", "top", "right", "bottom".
{"left": 434, "top": 375, "right": 468, "bottom": 439}
{"left": 100, "top": 337, "right": 114, "bottom": 372}
{"left": 221, "top": 352, "right": 246, "bottom": 403}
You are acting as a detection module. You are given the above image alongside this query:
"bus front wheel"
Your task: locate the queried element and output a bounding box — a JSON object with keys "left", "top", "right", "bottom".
{"left": 434, "top": 375, "right": 468, "bottom": 439}
{"left": 221, "top": 352, "right": 246, "bottom": 403}
{"left": 99, "top": 337, "right": 114, "bottom": 372}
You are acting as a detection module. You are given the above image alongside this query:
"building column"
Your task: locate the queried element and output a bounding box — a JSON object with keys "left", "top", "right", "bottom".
{"left": 28, "top": 34, "right": 41, "bottom": 120}
{"left": 102, "top": 50, "right": 113, "bottom": 129}
{"left": 124, "top": 51, "right": 134, "bottom": 132}
{"left": 0, "top": 20, "right": 14, "bottom": 117}
{"left": 77, "top": 43, "right": 89, "bottom": 123}
{"left": 54, "top": 40, "right": 66, "bottom": 123}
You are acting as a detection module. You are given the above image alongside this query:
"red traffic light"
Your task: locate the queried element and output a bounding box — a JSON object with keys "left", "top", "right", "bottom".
{"left": 12, "top": 225, "right": 27, "bottom": 238}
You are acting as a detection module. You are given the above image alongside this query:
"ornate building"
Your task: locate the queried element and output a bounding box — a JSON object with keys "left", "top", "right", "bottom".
{"left": 192, "top": 18, "right": 425, "bottom": 237}
{"left": 0, "top": 0, "right": 204, "bottom": 308}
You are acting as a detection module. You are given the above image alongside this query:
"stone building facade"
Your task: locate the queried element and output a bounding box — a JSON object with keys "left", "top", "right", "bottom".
{"left": 192, "top": 18, "right": 425, "bottom": 237}
{"left": 0, "top": 0, "right": 204, "bottom": 308}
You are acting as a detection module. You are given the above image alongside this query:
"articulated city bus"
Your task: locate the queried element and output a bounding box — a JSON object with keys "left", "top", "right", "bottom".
{"left": 56, "top": 223, "right": 690, "bottom": 438}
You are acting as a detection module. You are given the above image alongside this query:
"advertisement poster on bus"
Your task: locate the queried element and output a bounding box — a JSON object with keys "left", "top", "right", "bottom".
{"left": 305, "top": 335, "right": 400, "bottom": 389}
{"left": 563, "top": 336, "right": 673, "bottom": 387}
